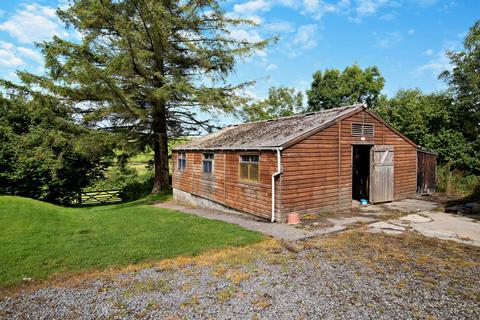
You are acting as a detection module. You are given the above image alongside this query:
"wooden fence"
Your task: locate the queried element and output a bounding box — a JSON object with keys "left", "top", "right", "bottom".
{"left": 76, "top": 190, "right": 122, "bottom": 205}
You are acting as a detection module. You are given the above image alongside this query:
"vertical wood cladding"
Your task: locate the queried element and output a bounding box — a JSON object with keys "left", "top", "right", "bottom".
{"left": 417, "top": 151, "right": 437, "bottom": 195}
{"left": 172, "top": 150, "right": 279, "bottom": 219}
{"left": 281, "top": 110, "right": 417, "bottom": 215}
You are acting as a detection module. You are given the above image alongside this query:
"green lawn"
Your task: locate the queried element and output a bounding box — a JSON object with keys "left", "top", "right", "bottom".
{"left": 0, "top": 196, "right": 264, "bottom": 286}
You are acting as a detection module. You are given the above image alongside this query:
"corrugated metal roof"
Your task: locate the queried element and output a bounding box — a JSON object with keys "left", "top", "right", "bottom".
{"left": 173, "top": 104, "right": 365, "bottom": 151}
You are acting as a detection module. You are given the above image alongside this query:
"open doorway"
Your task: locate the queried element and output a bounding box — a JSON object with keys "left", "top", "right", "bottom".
{"left": 352, "top": 145, "right": 372, "bottom": 202}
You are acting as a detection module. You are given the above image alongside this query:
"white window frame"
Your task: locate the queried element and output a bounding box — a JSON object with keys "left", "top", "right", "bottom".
{"left": 178, "top": 152, "right": 187, "bottom": 171}
{"left": 239, "top": 154, "right": 260, "bottom": 182}
{"left": 202, "top": 153, "right": 214, "bottom": 174}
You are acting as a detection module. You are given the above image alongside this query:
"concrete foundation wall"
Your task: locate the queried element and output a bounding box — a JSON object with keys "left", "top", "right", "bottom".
{"left": 173, "top": 188, "right": 273, "bottom": 220}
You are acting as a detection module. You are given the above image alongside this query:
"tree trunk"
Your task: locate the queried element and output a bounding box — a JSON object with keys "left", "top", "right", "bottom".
{"left": 151, "top": 102, "right": 170, "bottom": 193}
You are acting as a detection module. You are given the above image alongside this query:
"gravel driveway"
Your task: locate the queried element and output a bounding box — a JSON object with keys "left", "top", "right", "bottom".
{"left": 1, "top": 231, "right": 479, "bottom": 319}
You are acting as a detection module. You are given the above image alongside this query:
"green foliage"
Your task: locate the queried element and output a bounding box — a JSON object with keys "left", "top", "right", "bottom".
{"left": 0, "top": 195, "right": 264, "bottom": 286}
{"left": 307, "top": 64, "right": 385, "bottom": 111}
{"left": 88, "top": 167, "right": 155, "bottom": 202}
{"left": 373, "top": 18, "right": 480, "bottom": 175}
{"left": 241, "top": 86, "right": 304, "bottom": 121}
{"left": 437, "top": 164, "right": 480, "bottom": 196}
{"left": 440, "top": 19, "right": 480, "bottom": 146}
{"left": 17, "top": 0, "right": 272, "bottom": 192}
{"left": 0, "top": 92, "right": 115, "bottom": 204}
{"left": 373, "top": 88, "right": 479, "bottom": 173}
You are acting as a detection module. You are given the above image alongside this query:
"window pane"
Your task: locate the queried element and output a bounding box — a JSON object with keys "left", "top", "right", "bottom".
{"left": 204, "top": 153, "right": 214, "bottom": 160}
{"left": 203, "top": 160, "right": 212, "bottom": 173}
{"left": 249, "top": 163, "right": 259, "bottom": 181}
{"left": 240, "top": 163, "right": 249, "bottom": 179}
{"left": 250, "top": 155, "right": 259, "bottom": 163}
{"left": 240, "top": 155, "right": 250, "bottom": 162}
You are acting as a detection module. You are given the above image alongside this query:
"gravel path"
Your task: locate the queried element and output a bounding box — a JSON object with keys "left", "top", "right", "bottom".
{"left": 1, "top": 232, "right": 479, "bottom": 319}
{"left": 153, "top": 202, "right": 346, "bottom": 240}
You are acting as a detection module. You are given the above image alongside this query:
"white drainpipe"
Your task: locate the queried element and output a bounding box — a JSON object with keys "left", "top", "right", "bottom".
{"left": 271, "top": 148, "right": 282, "bottom": 222}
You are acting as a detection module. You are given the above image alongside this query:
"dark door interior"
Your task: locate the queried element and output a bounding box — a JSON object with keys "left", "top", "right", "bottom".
{"left": 352, "top": 145, "right": 371, "bottom": 202}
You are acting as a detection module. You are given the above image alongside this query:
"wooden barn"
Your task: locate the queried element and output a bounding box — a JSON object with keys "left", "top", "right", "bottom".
{"left": 172, "top": 104, "right": 427, "bottom": 222}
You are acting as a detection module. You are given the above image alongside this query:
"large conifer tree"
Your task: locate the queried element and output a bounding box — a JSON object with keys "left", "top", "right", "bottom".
{"left": 19, "top": 0, "right": 269, "bottom": 192}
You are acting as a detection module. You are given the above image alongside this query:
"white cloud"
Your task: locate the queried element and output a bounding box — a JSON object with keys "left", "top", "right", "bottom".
{"left": 229, "top": 29, "right": 263, "bottom": 43}
{"left": 408, "top": 29, "right": 415, "bottom": 35}
{"left": 349, "top": 0, "right": 396, "bottom": 22}
{"left": 300, "top": 0, "right": 346, "bottom": 20}
{"left": 17, "top": 47, "right": 43, "bottom": 63}
{"left": 357, "top": 0, "right": 394, "bottom": 16}
{"left": 264, "top": 21, "right": 295, "bottom": 33}
{"left": 379, "top": 12, "right": 396, "bottom": 20}
{"left": 375, "top": 31, "right": 403, "bottom": 49}
{"left": 415, "top": 50, "right": 452, "bottom": 76}
{"left": 293, "top": 24, "right": 318, "bottom": 49}
{"left": 0, "top": 42, "right": 24, "bottom": 68}
{"left": 414, "top": 0, "right": 438, "bottom": 6}
{"left": 230, "top": 0, "right": 439, "bottom": 29}
{"left": 356, "top": 0, "right": 377, "bottom": 15}
{"left": 423, "top": 49, "right": 434, "bottom": 56}
{"left": 5, "top": 71, "right": 19, "bottom": 82}
{"left": 255, "top": 49, "right": 268, "bottom": 57}
{"left": 303, "top": 0, "right": 320, "bottom": 12}
{"left": 266, "top": 63, "right": 278, "bottom": 71}
{"left": 276, "top": 0, "right": 299, "bottom": 9}
{"left": 233, "top": 0, "right": 272, "bottom": 14}
{"left": 0, "top": 3, "right": 69, "bottom": 44}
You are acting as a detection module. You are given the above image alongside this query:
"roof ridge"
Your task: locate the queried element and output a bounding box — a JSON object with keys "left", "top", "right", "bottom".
{"left": 229, "top": 103, "right": 366, "bottom": 127}
{"left": 173, "top": 103, "right": 367, "bottom": 151}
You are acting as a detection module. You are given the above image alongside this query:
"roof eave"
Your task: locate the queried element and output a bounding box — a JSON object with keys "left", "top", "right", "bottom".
{"left": 172, "top": 146, "right": 283, "bottom": 152}
{"left": 172, "top": 103, "right": 368, "bottom": 152}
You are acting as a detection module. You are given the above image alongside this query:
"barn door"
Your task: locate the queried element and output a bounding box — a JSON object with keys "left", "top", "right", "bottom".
{"left": 369, "top": 145, "right": 394, "bottom": 203}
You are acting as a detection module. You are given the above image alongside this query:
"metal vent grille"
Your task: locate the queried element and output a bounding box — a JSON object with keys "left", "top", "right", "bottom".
{"left": 352, "top": 123, "right": 363, "bottom": 136}
{"left": 352, "top": 123, "right": 374, "bottom": 137}
{"left": 363, "top": 124, "right": 374, "bottom": 136}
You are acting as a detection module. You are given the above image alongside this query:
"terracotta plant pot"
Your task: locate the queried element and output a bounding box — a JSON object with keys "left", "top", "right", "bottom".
{"left": 287, "top": 213, "right": 301, "bottom": 225}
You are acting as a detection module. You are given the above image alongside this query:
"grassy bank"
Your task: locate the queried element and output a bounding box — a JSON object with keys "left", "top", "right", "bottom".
{"left": 0, "top": 196, "right": 264, "bottom": 287}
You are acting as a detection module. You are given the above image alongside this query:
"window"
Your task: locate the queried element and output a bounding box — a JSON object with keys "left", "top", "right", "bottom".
{"left": 202, "top": 153, "right": 214, "bottom": 173}
{"left": 352, "top": 123, "right": 374, "bottom": 137}
{"left": 178, "top": 152, "right": 186, "bottom": 171}
{"left": 239, "top": 155, "right": 259, "bottom": 182}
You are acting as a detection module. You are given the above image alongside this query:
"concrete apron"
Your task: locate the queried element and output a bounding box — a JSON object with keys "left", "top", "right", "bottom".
{"left": 154, "top": 198, "right": 480, "bottom": 246}
{"left": 153, "top": 202, "right": 345, "bottom": 241}
{"left": 365, "top": 199, "right": 480, "bottom": 247}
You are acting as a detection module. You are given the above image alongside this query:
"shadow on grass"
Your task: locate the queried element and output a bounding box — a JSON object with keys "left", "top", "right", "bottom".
{"left": 447, "top": 184, "right": 480, "bottom": 206}
{"left": 446, "top": 184, "right": 480, "bottom": 217}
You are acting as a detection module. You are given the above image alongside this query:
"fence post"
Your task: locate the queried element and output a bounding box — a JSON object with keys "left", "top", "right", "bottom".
{"left": 77, "top": 191, "right": 82, "bottom": 205}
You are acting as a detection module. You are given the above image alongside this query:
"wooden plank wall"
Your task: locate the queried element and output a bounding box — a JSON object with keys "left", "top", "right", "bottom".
{"left": 281, "top": 110, "right": 417, "bottom": 216}
{"left": 417, "top": 151, "right": 437, "bottom": 195}
{"left": 172, "top": 150, "right": 279, "bottom": 219}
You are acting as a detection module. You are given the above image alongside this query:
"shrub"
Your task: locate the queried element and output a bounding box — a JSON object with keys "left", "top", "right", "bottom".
{"left": 0, "top": 92, "right": 115, "bottom": 204}
{"left": 437, "top": 163, "right": 480, "bottom": 196}
{"left": 87, "top": 167, "right": 155, "bottom": 202}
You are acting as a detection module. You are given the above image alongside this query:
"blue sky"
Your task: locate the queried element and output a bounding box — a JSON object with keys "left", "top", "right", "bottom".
{"left": 0, "top": 0, "right": 478, "bottom": 117}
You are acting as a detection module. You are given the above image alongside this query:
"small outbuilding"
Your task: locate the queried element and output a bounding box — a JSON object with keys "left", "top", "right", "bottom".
{"left": 172, "top": 104, "right": 427, "bottom": 222}
{"left": 417, "top": 147, "right": 438, "bottom": 195}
